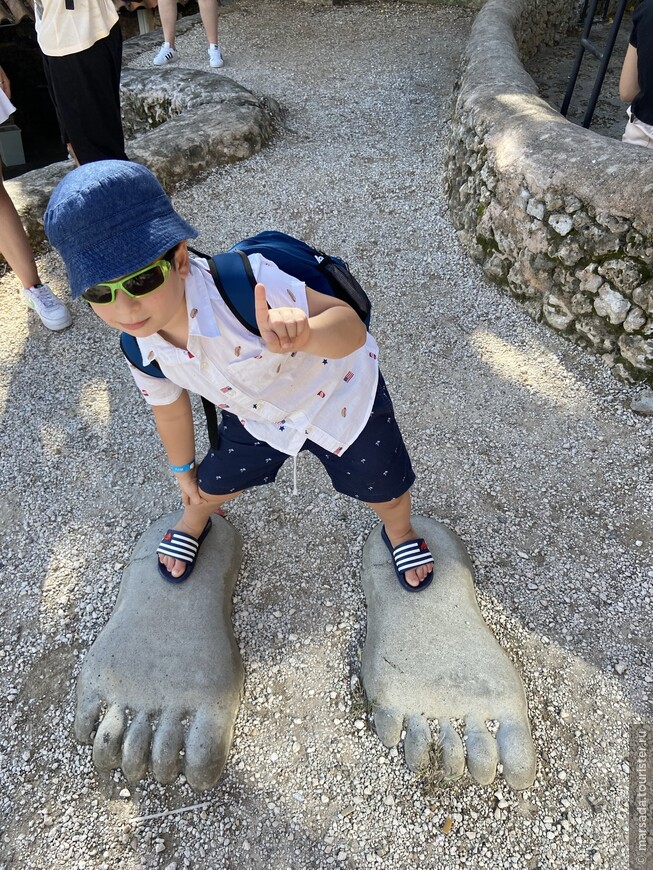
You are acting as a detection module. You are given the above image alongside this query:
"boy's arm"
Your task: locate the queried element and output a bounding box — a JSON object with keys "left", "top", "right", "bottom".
{"left": 151, "top": 391, "right": 204, "bottom": 505}
{"left": 254, "top": 283, "right": 366, "bottom": 358}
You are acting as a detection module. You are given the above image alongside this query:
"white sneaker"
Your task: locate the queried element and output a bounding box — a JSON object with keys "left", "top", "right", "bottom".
{"left": 23, "top": 284, "right": 72, "bottom": 331}
{"left": 153, "top": 43, "right": 178, "bottom": 66}
{"left": 208, "top": 44, "right": 223, "bottom": 68}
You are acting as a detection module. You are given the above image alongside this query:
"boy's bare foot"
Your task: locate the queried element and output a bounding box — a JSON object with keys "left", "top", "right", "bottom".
{"left": 75, "top": 512, "right": 244, "bottom": 790}
{"left": 361, "top": 517, "right": 536, "bottom": 790}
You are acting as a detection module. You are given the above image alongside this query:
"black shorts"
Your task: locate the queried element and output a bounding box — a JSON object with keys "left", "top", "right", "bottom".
{"left": 197, "top": 373, "right": 415, "bottom": 503}
{"left": 41, "top": 22, "right": 127, "bottom": 164}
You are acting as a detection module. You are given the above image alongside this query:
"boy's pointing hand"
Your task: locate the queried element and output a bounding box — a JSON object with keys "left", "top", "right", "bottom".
{"left": 254, "top": 282, "right": 309, "bottom": 354}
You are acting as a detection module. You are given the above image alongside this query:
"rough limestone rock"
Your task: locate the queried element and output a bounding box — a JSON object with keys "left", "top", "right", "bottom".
{"left": 4, "top": 66, "right": 276, "bottom": 252}
{"left": 120, "top": 67, "right": 277, "bottom": 190}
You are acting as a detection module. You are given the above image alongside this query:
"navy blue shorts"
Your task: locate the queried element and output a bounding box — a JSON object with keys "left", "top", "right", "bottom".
{"left": 197, "top": 373, "right": 415, "bottom": 503}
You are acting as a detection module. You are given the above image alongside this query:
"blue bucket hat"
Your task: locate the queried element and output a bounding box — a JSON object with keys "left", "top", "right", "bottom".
{"left": 44, "top": 160, "right": 198, "bottom": 299}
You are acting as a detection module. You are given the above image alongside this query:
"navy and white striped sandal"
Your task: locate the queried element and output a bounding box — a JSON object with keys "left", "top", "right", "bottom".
{"left": 156, "top": 518, "right": 212, "bottom": 583}
{"left": 381, "top": 526, "right": 434, "bottom": 593}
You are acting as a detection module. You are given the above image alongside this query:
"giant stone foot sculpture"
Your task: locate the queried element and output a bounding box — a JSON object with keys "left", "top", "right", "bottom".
{"left": 75, "top": 513, "right": 244, "bottom": 792}
{"left": 361, "top": 517, "right": 536, "bottom": 790}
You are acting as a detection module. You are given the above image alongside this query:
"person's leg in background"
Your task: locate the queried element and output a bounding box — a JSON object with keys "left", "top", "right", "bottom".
{"left": 153, "top": 0, "right": 223, "bottom": 68}
{"left": 0, "top": 171, "right": 71, "bottom": 330}
{"left": 41, "top": 24, "right": 127, "bottom": 165}
{"left": 198, "top": 0, "right": 223, "bottom": 68}
{"left": 153, "top": 0, "right": 179, "bottom": 65}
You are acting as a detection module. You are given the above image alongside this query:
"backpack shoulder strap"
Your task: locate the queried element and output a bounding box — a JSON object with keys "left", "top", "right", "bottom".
{"left": 207, "top": 250, "right": 261, "bottom": 337}
{"left": 120, "top": 332, "right": 164, "bottom": 377}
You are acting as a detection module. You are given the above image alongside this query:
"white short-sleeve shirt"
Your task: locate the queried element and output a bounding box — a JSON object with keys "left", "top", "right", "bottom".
{"left": 35, "top": 0, "right": 118, "bottom": 57}
{"left": 129, "top": 256, "right": 380, "bottom": 457}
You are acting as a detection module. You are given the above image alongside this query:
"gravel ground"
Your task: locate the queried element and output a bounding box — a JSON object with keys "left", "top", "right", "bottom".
{"left": 1, "top": 2, "right": 652, "bottom": 868}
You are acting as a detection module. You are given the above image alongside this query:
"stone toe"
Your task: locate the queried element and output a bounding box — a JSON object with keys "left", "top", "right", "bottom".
{"left": 404, "top": 714, "right": 432, "bottom": 772}
{"left": 184, "top": 707, "right": 235, "bottom": 791}
{"left": 464, "top": 716, "right": 498, "bottom": 786}
{"left": 151, "top": 714, "right": 184, "bottom": 784}
{"left": 74, "top": 689, "right": 102, "bottom": 744}
{"left": 121, "top": 711, "right": 152, "bottom": 783}
{"left": 438, "top": 720, "right": 466, "bottom": 780}
{"left": 496, "top": 718, "right": 537, "bottom": 790}
{"left": 372, "top": 707, "right": 403, "bottom": 748}
{"left": 93, "top": 704, "right": 127, "bottom": 770}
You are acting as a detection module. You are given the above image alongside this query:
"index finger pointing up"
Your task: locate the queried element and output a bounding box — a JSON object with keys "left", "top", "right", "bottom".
{"left": 254, "top": 282, "right": 270, "bottom": 330}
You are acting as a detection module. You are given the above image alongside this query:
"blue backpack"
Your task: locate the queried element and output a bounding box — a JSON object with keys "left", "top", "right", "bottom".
{"left": 120, "top": 231, "right": 371, "bottom": 446}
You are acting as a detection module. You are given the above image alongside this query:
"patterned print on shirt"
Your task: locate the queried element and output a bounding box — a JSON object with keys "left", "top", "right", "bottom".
{"left": 343, "top": 371, "right": 354, "bottom": 383}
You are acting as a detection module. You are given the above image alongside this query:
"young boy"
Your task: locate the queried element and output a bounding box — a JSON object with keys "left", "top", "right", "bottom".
{"left": 45, "top": 160, "right": 433, "bottom": 590}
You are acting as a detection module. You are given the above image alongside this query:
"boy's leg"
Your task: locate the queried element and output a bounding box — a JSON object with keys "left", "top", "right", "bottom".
{"left": 365, "top": 491, "right": 433, "bottom": 589}
{"left": 307, "top": 373, "right": 433, "bottom": 589}
{"left": 160, "top": 411, "right": 289, "bottom": 578}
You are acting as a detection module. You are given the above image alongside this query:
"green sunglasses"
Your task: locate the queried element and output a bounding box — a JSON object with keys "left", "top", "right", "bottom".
{"left": 82, "top": 255, "right": 174, "bottom": 304}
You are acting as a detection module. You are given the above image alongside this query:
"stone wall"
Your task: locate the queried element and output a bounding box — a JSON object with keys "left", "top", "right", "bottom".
{"left": 445, "top": 0, "right": 653, "bottom": 381}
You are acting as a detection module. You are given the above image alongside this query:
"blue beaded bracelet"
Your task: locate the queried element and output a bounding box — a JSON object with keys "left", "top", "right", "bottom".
{"left": 170, "top": 459, "right": 196, "bottom": 473}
